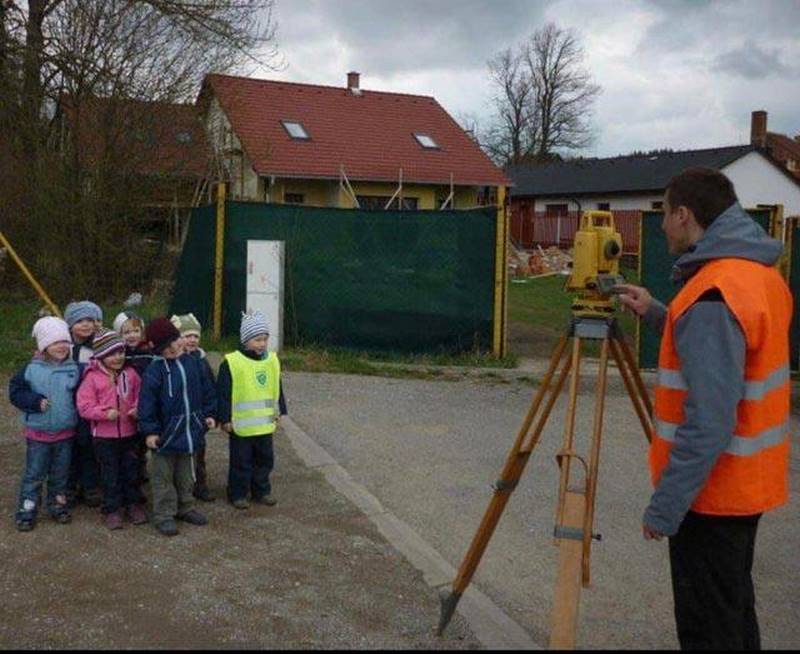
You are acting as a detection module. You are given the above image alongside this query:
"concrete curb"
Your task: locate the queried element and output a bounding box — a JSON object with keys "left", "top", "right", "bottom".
{"left": 281, "top": 416, "right": 540, "bottom": 650}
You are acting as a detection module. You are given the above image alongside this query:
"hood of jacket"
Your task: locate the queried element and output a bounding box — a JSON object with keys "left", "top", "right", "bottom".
{"left": 671, "top": 202, "right": 783, "bottom": 283}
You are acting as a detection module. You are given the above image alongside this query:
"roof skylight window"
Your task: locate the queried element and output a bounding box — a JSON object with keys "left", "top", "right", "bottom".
{"left": 282, "top": 120, "right": 310, "bottom": 140}
{"left": 414, "top": 133, "right": 439, "bottom": 149}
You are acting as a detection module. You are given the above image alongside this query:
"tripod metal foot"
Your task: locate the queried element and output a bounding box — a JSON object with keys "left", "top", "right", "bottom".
{"left": 437, "top": 588, "right": 461, "bottom": 636}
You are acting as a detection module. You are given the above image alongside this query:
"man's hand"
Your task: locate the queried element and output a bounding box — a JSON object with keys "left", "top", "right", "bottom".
{"left": 205, "top": 417, "right": 216, "bottom": 429}
{"left": 106, "top": 409, "right": 119, "bottom": 420}
{"left": 145, "top": 435, "right": 160, "bottom": 450}
{"left": 643, "top": 523, "right": 665, "bottom": 541}
{"left": 39, "top": 398, "right": 50, "bottom": 412}
{"left": 614, "top": 284, "right": 653, "bottom": 317}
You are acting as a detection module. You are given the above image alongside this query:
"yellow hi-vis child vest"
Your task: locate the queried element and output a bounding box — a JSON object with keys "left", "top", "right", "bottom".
{"left": 226, "top": 351, "right": 281, "bottom": 437}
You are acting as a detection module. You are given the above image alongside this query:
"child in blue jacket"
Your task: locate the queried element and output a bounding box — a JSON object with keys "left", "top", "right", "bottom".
{"left": 9, "top": 317, "right": 79, "bottom": 531}
{"left": 137, "top": 318, "right": 217, "bottom": 536}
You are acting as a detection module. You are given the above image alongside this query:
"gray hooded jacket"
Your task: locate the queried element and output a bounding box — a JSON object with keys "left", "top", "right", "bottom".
{"left": 641, "top": 202, "right": 783, "bottom": 536}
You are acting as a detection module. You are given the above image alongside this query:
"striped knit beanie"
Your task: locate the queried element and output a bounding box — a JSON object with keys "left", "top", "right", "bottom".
{"left": 64, "top": 301, "right": 103, "bottom": 328}
{"left": 240, "top": 311, "right": 269, "bottom": 344}
{"left": 92, "top": 329, "right": 125, "bottom": 359}
{"left": 170, "top": 313, "right": 202, "bottom": 337}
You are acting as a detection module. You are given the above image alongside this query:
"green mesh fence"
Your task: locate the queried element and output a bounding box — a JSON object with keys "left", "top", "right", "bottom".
{"left": 637, "top": 208, "right": 772, "bottom": 369}
{"left": 790, "top": 219, "right": 800, "bottom": 371}
{"left": 170, "top": 202, "right": 498, "bottom": 353}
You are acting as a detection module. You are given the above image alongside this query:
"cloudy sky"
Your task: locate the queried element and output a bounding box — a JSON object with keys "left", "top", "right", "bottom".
{"left": 257, "top": 0, "right": 800, "bottom": 158}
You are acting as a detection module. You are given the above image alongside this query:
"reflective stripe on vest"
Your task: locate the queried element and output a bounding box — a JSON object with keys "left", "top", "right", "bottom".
{"left": 651, "top": 258, "right": 792, "bottom": 516}
{"left": 226, "top": 351, "right": 281, "bottom": 437}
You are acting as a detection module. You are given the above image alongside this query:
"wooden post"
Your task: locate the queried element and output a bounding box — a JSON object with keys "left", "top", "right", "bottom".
{"left": 492, "top": 186, "right": 508, "bottom": 358}
{"left": 0, "top": 230, "right": 61, "bottom": 317}
{"left": 213, "top": 182, "right": 226, "bottom": 340}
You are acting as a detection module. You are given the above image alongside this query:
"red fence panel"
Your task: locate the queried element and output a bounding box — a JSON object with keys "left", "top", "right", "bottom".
{"left": 509, "top": 202, "right": 640, "bottom": 254}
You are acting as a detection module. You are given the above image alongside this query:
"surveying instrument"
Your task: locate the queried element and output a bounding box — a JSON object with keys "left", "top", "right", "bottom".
{"left": 437, "top": 211, "right": 655, "bottom": 648}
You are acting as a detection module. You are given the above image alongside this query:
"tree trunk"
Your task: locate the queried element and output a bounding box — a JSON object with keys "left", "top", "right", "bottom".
{"left": 23, "top": 0, "right": 47, "bottom": 134}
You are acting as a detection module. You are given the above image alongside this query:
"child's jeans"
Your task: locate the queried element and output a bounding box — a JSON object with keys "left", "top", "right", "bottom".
{"left": 16, "top": 438, "right": 73, "bottom": 522}
{"left": 227, "top": 434, "right": 274, "bottom": 501}
{"left": 94, "top": 436, "right": 143, "bottom": 514}
{"left": 150, "top": 452, "right": 195, "bottom": 524}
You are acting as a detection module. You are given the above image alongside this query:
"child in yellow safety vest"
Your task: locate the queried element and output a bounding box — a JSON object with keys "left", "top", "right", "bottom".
{"left": 217, "top": 311, "right": 286, "bottom": 510}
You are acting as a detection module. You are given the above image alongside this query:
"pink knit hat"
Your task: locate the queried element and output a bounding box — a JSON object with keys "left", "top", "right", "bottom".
{"left": 32, "top": 317, "right": 72, "bottom": 352}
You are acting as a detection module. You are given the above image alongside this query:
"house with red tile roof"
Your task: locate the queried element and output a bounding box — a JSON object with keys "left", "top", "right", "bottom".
{"left": 750, "top": 110, "right": 800, "bottom": 179}
{"left": 197, "top": 72, "right": 510, "bottom": 209}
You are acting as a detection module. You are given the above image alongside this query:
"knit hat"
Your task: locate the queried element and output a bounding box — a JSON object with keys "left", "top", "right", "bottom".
{"left": 170, "top": 313, "right": 202, "bottom": 337}
{"left": 92, "top": 328, "right": 125, "bottom": 359}
{"left": 64, "top": 301, "right": 103, "bottom": 328}
{"left": 113, "top": 311, "right": 143, "bottom": 334}
{"left": 31, "top": 317, "right": 71, "bottom": 352}
{"left": 146, "top": 317, "right": 181, "bottom": 354}
{"left": 240, "top": 311, "right": 269, "bottom": 344}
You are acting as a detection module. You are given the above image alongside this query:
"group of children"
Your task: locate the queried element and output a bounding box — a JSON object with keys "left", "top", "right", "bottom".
{"left": 9, "top": 302, "right": 286, "bottom": 536}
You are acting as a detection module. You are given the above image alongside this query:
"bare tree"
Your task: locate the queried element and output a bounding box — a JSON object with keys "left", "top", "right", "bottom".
{"left": 483, "top": 23, "right": 601, "bottom": 166}
{"left": 0, "top": 0, "right": 280, "bottom": 299}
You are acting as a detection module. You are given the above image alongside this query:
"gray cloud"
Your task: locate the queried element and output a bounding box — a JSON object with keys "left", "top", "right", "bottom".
{"left": 713, "top": 41, "right": 792, "bottom": 79}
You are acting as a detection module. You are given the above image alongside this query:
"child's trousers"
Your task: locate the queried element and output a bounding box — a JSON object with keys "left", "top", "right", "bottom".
{"left": 94, "top": 436, "right": 143, "bottom": 514}
{"left": 149, "top": 452, "right": 195, "bottom": 524}
{"left": 16, "top": 438, "right": 72, "bottom": 522}
{"left": 227, "top": 434, "right": 274, "bottom": 501}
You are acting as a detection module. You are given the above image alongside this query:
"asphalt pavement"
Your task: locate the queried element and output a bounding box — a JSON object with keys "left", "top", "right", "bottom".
{"left": 284, "top": 369, "right": 800, "bottom": 650}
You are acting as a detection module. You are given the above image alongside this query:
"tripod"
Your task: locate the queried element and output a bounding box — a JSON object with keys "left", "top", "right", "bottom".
{"left": 437, "top": 313, "right": 654, "bottom": 649}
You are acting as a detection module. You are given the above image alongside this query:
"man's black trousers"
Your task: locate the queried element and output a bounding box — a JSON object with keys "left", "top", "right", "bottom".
{"left": 669, "top": 510, "right": 762, "bottom": 650}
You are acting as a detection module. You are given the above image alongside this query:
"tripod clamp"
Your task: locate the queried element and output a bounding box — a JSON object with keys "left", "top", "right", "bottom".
{"left": 553, "top": 449, "right": 603, "bottom": 543}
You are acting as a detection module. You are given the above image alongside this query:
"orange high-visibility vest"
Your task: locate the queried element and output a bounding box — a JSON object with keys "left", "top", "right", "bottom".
{"left": 651, "top": 258, "right": 793, "bottom": 516}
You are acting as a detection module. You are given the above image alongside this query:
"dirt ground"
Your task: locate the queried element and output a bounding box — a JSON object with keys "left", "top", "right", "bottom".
{"left": 0, "top": 374, "right": 480, "bottom": 650}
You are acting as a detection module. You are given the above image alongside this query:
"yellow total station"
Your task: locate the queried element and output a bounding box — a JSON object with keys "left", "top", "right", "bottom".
{"left": 566, "top": 211, "right": 625, "bottom": 317}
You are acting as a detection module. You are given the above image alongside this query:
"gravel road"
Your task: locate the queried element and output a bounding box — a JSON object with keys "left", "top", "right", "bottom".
{"left": 286, "top": 369, "right": 800, "bottom": 650}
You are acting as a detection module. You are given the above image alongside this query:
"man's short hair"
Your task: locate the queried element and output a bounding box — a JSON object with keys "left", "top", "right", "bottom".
{"left": 665, "top": 167, "right": 739, "bottom": 228}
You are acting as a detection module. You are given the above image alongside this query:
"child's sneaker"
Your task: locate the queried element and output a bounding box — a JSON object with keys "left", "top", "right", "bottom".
{"left": 50, "top": 510, "right": 72, "bottom": 524}
{"left": 177, "top": 509, "right": 208, "bottom": 526}
{"left": 84, "top": 489, "right": 103, "bottom": 508}
{"left": 155, "top": 519, "right": 179, "bottom": 537}
{"left": 193, "top": 486, "right": 216, "bottom": 503}
{"left": 126, "top": 504, "right": 148, "bottom": 525}
{"left": 105, "top": 511, "right": 124, "bottom": 530}
{"left": 15, "top": 518, "right": 35, "bottom": 532}
{"left": 253, "top": 494, "right": 277, "bottom": 506}
{"left": 231, "top": 498, "right": 250, "bottom": 510}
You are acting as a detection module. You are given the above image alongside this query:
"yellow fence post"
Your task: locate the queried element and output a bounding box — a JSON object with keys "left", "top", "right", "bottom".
{"left": 213, "top": 183, "right": 226, "bottom": 341}
{"left": 492, "top": 186, "right": 508, "bottom": 358}
{"left": 0, "top": 229, "right": 62, "bottom": 317}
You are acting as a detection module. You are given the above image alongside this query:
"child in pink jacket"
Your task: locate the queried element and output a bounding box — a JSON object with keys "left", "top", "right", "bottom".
{"left": 76, "top": 329, "right": 146, "bottom": 529}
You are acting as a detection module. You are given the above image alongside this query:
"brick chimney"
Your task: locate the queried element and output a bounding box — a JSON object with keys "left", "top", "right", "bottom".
{"left": 347, "top": 71, "right": 360, "bottom": 94}
{"left": 750, "top": 110, "right": 767, "bottom": 148}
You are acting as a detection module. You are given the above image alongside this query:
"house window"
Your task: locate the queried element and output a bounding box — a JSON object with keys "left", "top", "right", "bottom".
{"left": 413, "top": 133, "right": 439, "bottom": 149}
{"left": 285, "top": 193, "right": 304, "bottom": 204}
{"left": 545, "top": 203, "right": 569, "bottom": 216}
{"left": 651, "top": 200, "right": 664, "bottom": 210}
{"left": 281, "top": 120, "right": 310, "bottom": 140}
{"left": 356, "top": 195, "right": 419, "bottom": 210}
{"left": 596, "top": 202, "right": 610, "bottom": 210}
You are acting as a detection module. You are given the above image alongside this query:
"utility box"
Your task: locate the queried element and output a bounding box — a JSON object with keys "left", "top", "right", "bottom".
{"left": 246, "top": 240, "right": 284, "bottom": 352}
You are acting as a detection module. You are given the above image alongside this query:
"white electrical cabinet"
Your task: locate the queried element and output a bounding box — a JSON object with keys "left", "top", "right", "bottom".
{"left": 245, "top": 240, "right": 285, "bottom": 352}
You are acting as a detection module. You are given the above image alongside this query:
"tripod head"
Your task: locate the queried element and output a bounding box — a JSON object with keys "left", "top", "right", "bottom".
{"left": 566, "top": 211, "right": 626, "bottom": 317}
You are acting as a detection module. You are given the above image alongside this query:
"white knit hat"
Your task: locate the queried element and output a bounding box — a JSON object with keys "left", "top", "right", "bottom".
{"left": 32, "top": 317, "right": 72, "bottom": 352}
{"left": 240, "top": 311, "right": 269, "bottom": 344}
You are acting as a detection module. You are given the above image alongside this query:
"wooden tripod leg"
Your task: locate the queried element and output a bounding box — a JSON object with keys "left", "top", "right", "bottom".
{"left": 437, "top": 335, "right": 571, "bottom": 635}
{"left": 581, "top": 337, "right": 610, "bottom": 588}
{"left": 555, "top": 337, "right": 583, "bottom": 527}
{"left": 616, "top": 333, "right": 654, "bottom": 418}
{"left": 609, "top": 339, "right": 653, "bottom": 444}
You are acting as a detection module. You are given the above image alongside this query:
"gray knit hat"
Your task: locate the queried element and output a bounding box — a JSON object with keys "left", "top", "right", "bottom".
{"left": 240, "top": 311, "right": 269, "bottom": 344}
{"left": 64, "top": 301, "right": 103, "bottom": 328}
{"left": 170, "top": 313, "right": 202, "bottom": 337}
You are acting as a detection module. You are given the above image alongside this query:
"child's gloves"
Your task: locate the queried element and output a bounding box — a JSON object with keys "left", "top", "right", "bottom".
{"left": 145, "top": 435, "right": 160, "bottom": 449}
{"left": 205, "top": 417, "right": 216, "bottom": 429}
{"left": 221, "top": 422, "right": 232, "bottom": 433}
{"left": 106, "top": 409, "right": 119, "bottom": 420}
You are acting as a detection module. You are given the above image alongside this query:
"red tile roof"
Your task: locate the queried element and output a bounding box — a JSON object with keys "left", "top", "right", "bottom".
{"left": 767, "top": 132, "right": 800, "bottom": 178}
{"left": 200, "top": 73, "right": 510, "bottom": 187}
{"left": 60, "top": 95, "right": 210, "bottom": 178}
